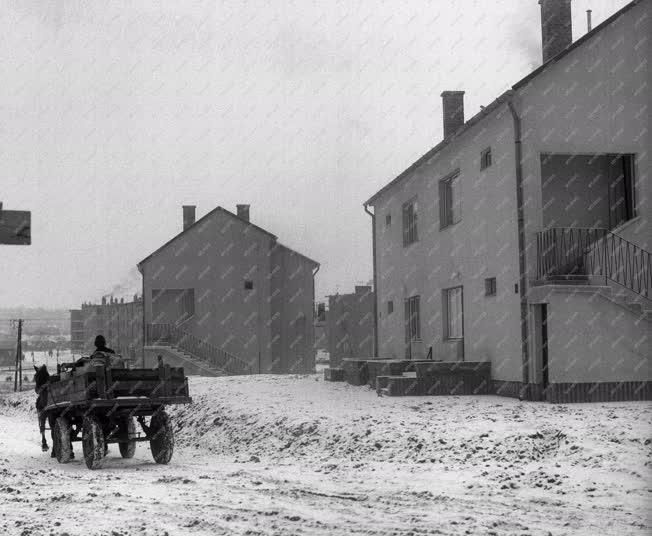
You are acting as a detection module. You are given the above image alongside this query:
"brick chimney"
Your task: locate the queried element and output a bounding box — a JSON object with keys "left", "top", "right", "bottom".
{"left": 237, "top": 204, "right": 250, "bottom": 222}
{"left": 182, "top": 205, "right": 196, "bottom": 231}
{"left": 539, "top": 0, "right": 572, "bottom": 63}
{"left": 440, "top": 91, "right": 465, "bottom": 139}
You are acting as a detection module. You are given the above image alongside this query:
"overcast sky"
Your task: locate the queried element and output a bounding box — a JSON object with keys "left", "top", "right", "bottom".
{"left": 0, "top": 0, "right": 628, "bottom": 309}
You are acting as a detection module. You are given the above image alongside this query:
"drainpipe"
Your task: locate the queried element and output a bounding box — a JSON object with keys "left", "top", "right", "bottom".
{"left": 507, "top": 96, "right": 531, "bottom": 399}
{"left": 138, "top": 264, "right": 146, "bottom": 367}
{"left": 312, "top": 264, "right": 320, "bottom": 372}
{"left": 363, "top": 203, "right": 379, "bottom": 357}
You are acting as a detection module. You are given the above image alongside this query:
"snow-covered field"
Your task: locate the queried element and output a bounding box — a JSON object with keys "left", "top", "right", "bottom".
{"left": 0, "top": 374, "right": 650, "bottom": 536}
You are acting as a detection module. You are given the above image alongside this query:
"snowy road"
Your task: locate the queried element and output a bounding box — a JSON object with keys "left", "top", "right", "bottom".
{"left": 1, "top": 375, "right": 651, "bottom": 536}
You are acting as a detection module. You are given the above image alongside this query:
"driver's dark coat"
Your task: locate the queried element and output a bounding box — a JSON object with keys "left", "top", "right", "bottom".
{"left": 74, "top": 346, "right": 115, "bottom": 367}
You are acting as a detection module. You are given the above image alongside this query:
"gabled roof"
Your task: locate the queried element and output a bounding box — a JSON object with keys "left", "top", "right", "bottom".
{"left": 137, "top": 206, "right": 319, "bottom": 270}
{"left": 365, "top": 0, "right": 643, "bottom": 206}
{"left": 365, "top": 91, "right": 513, "bottom": 205}
{"left": 137, "top": 206, "right": 277, "bottom": 270}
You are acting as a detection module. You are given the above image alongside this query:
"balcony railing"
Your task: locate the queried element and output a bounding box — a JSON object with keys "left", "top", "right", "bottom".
{"left": 536, "top": 227, "right": 651, "bottom": 300}
{"left": 146, "top": 323, "right": 254, "bottom": 375}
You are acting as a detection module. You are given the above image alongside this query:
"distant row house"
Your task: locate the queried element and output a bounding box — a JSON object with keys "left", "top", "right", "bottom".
{"left": 71, "top": 295, "right": 143, "bottom": 360}
{"left": 364, "top": 0, "right": 650, "bottom": 402}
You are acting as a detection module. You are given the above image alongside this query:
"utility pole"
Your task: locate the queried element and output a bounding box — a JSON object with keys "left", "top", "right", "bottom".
{"left": 13, "top": 319, "right": 23, "bottom": 392}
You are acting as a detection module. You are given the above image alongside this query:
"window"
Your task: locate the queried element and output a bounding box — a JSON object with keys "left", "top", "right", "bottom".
{"left": 404, "top": 295, "right": 421, "bottom": 342}
{"left": 485, "top": 277, "right": 497, "bottom": 296}
{"left": 385, "top": 213, "right": 392, "bottom": 228}
{"left": 402, "top": 199, "right": 418, "bottom": 246}
{"left": 480, "top": 147, "right": 492, "bottom": 170}
{"left": 443, "top": 286, "right": 463, "bottom": 340}
{"left": 387, "top": 300, "right": 394, "bottom": 315}
{"left": 439, "top": 171, "right": 462, "bottom": 229}
{"left": 244, "top": 280, "right": 254, "bottom": 290}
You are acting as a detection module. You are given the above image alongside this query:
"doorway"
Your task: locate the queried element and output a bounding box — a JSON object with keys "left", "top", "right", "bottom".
{"left": 608, "top": 154, "right": 635, "bottom": 230}
{"left": 531, "top": 304, "right": 549, "bottom": 392}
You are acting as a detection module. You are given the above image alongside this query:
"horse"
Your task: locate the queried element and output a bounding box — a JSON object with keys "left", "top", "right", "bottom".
{"left": 33, "top": 365, "right": 56, "bottom": 456}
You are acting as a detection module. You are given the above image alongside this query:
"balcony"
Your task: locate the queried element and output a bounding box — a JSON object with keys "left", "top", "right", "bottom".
{"left": 535, "top": 227, "right": 651, "bottom": 300}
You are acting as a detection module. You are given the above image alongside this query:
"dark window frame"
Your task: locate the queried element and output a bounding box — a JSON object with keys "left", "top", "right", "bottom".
{"left": 387, "top": 300, "right": 394, "bottom": 315}
{"left": 442, "top": 286, "right": 464, "bottom": 340}
{"left": 244, "top": 280, "right": 254, "bottom": 290}
{"left": 385, "top": 213, "right": 392, "bottom": 228}
{"left": 480, "top": 147, "right": 492, "bottom": 170}
{"left": 404, "top": 295, "right": 421, "bottom": 343}
{"left": 402, "top": 197, "right": 418, "bottom": 247}
{"left": 439, "top": 170, "right": 462, "bottom": 230}
{"left": 485, "top": 277, "right": 497, "bottom": 297}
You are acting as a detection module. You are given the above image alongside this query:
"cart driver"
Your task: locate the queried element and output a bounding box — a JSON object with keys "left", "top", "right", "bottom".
{"left": 92, "top": 335, "right": 115, "bottom": 355}
{"left": 74, "top": 335, "right": 121, "bottom": 372}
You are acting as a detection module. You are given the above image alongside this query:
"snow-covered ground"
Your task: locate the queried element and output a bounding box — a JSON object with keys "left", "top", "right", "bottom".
{"left": 1, "top": 374, "right": 650, "bottom": 536}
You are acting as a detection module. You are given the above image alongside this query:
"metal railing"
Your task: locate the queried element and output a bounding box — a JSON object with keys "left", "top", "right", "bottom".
{"left": 146, "top": 323, "right": 254, "bottom": 375}
{"left": 536, "top": 227, "right": 651, "bottom": 300}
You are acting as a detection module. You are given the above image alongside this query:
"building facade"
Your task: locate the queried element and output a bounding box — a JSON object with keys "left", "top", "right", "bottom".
{"left": 138, "top": 205, "right": 319, "bottom": 374}
{"left": 327, "top": 286, "right": 375, "bottom": 367}
{"left": 365, "top": 0, "right": 650, "bottom": 401}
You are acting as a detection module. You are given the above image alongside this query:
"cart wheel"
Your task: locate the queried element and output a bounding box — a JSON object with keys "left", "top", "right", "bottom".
{"left": 53, "top": 416, "right": 73, "bottom": 464}
{"left": 82, "top": 416, "right": 105, "bottom": 470}
{"left": 149, "top": 410, "right": 174, "bottom": 464}
{"left": 119, "top": 416, "right": 137, "bottom": 459}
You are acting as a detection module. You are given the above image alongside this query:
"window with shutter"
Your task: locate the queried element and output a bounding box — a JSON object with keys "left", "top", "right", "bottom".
{"left": 402, "top": 199, "right": 418, "bottom": 247}
{"left": 439, "top": 171, "right": 462, "bottom": 229}
{"left": 443, "top": 286, "right": 463, "bottom": 340}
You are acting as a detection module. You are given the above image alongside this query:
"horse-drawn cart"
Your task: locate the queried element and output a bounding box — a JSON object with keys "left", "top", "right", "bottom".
{"left": 37, "top": 360, "right": 191, "bottom": 469}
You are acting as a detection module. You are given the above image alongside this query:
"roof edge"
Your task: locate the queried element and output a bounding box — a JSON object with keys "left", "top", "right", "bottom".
{"left": 365, "top": 90, "right": 513, "bottom": 205}
{"left": 275, "top": 242, "right": 320, "bottom": 268}
{"left": 137, "top": 206, "right": 278, "bottom": 269}
{"left": 513, "top": 0, "right": 642, "bottom": 90}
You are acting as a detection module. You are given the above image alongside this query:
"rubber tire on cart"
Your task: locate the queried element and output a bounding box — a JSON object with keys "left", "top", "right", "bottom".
{"left": 82, "top": 416, "right": 105, "bottom": 470}
{"left": 53, "top": 416, "right": 73, "bottom": 464}
{"left": 119, "top": 416, "right": 137, "bottom": 459}
{"left": 149, "top": 410, "right": 174, "bottom": 464}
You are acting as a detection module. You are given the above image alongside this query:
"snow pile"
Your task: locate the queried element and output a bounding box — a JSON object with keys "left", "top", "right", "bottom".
{"left": 0, "top": 388, "right": 34, "bottom": 416}
{"left": 1, "top": 374, "right": 650, "bottom": 535}
{"left": 172, "top": 376, "right": 646, "bottom": 460}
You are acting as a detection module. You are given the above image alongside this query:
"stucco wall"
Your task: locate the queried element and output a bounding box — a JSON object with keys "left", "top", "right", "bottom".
{"left": 371, "top": 107, "right": 523, "bottom": 382}
{"left": 141, "top": 210, "right": 274, "bottom": 372}
{"left": 530, "top": 286, "right": 651, "bottom": 383}
{"left": 269, "top": 244, "right": 316, "bottom": 374}
{"left": 516, "top": 0, "right": 651, "bottom": 272}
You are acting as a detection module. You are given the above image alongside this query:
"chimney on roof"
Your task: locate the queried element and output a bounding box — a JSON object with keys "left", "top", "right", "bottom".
{"left": 538, "top": 0, "right": 573, "bottom": 63}
{"left": 440, "top": 91, "right": 465, "bottom": 139}
{"left": 237, "top": 204, "right": 250, "bottom": 222}
{"left": 182, "top": 205, "right": 196, "bottom": 231}
{"left": 586, "top": 9, "right": 592, "bottom": 32}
